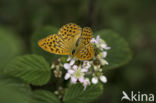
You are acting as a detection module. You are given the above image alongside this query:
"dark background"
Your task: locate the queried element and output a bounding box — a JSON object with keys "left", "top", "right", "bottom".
{"left": 0, "top": 0, "right": 156, "bottom": 103}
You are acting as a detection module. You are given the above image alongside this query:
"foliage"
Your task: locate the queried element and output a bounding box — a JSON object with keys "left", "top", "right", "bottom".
{"left": 0, "top": 27, "right": 23, "bottom": 70}
{"left": 4, "top": 55, "right": 51, "bottom": 85}
{"left": 32, "top": 90, "right": 60, "bottom": 103}
{"left": 95, "top": 30, "right": 132, "bottom": 70}
{"left": 2, "top": 27, "right": 131, "bottom": 103}
{"left": 0, "top": 74, "right": 31, "bottom": 103}
{"left": 63, "top": 83, "right": 103, "bottom": 103}
{"left": 0, "top": 0, "right": 155, "bottom": 103}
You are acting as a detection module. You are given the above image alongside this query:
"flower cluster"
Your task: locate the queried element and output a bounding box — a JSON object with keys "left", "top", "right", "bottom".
{"left": 64, "top": 58, "right": 91, "bottom": 90}
{"left": 51, "top": 35, "right": 110, "bottom": 90}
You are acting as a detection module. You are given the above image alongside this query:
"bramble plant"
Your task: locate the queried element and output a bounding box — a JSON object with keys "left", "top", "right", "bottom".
{"left": 52, "top": 35, "right": 110, "bottom": 90}
{"left": 1, "top": 26, "right": 132, "bottom": 103}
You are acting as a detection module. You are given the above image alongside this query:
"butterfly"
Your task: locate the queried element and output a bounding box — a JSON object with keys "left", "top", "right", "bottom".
{"left": 38, "top": 23, "right": 94, "bottom": 60}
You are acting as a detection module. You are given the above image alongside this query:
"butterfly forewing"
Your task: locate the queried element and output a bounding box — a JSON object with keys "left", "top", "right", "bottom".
{"left": 38, "top": 34, "right": 70, "bottom": 55}
{"left": 58, "top": 23, "right": 82, "bottom": 42}
{"left": 58, "top": 23, "right": 82, "bottom": 53}
{"left": 80, "top": 27, "right": 93, "bottom": 45}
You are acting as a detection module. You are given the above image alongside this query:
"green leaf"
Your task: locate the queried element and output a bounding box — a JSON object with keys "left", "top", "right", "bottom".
{"left": 0, "top": 74, "right": 31, "bottom": 103}
{"left": 31, "top": 90, "right": 60, "bottom": 103}
{"left": 95, "top": 30, "right": 132, "bottom": 70}
{"left": 0, "top": 27, "right": 23, "bottom": 70}
{"left": 4, "top": 54, "right": 51, "bottom": 86}
{"left": 31, "top": 26, "right": 59, "bottom": 63}
{"left": 63, "top": 84, "right": 103, "bottom": 103}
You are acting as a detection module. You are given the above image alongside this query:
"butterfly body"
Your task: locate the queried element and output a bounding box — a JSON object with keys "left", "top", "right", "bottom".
{"left": 38, "top": 23, "right": 94, "bottom": 60}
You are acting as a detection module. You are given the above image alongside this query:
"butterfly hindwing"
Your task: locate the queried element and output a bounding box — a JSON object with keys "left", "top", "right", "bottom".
{"left": 73, "top": 27, "right": 94, "bottom": 60}
{"left": 38, "top": 34, "right": 70, "bottom": 55}
{"left": 74, "top": 43, "right": 94, "bottom": 60}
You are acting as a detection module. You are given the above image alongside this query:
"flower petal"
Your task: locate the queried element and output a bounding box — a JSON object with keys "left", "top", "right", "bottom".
{"left": 83, "top": 78, "right": 90, "bottom": 90}
{"left": 79, "top": 76, "right": 85, "bottom": 83}
{"left": 105, "top": 46, "right": 111, "bottom": 50}
{"left": 96, "top": 35, "right": 100, "bottom": 42}
{"left": 105, "top": 60, "right": 109, "bottom": 65}
{"left": 67, "top": 56, "right": 71, "bottom": 61}
{"left": 64, "top": 63, "right": 71, "bottom": 70}
{"left": 81, "top": 68, "right": 88, "bottom": 72}
{"left": 64, "top": 73, "right": 71, "bottom": 80}
{"left": 100, "top": 75, "right": 107, "bottom": 83}
{"left": 102, "top": 51, "right": 107, "bottom": 58}
{"left": 100, "top": 59, "right": 106, "bottom": 66}
{"left": 91, "top": 38, "right": 96, "bottom": 43}
{"left": 91, "top": 77, "right": 98, "bottom": 84}
{"left": 100, "top": 44, "right": 107, "bottom": 49}
{"left": 73, "top": 65, "right": 78, "bottom": 70}
{"left": 71, "top": 76, "right": 77, "bottom": 84}
{"left": 70, "top": 59, "right": 75, "bottom": 65}
{"left": 83, "top": 61, "right": 91, "bottom": 69}
{"left": 68, "top": 69, "right": 75, "bottom": 74}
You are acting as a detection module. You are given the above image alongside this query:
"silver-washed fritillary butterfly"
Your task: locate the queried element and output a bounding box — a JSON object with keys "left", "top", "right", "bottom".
{"left": 38, "top": 23, "right": 94, "bottom": 60}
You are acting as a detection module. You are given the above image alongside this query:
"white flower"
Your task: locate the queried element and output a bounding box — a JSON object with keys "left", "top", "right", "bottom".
{"left": 81, "top": 68, "right": 88, "bottom": 72}
{"left": 82, "top": 61, "right": 91, "bottom": 69}
{"left": 102, "top": 51, "right": 107, "bottom": 58}
{"left": 67, "top": 56, "right": 71, "bottom": 61}
{"left": 91, "top": 38, "right": 96, "bottom": 43}
{"left": 91, "top": 75, "right": 107, "bottom": 84}
{"left": 97, "top": 51, "right": 107, "bottom": 59}
{"left": 91, "top": 35, "right": 111, "bottom": 50}
{"left": 73, "top": 65, "right": 78, "bottom": 70}
{"left": 71, "top": 76, "right": 77, "bottom": 84}
{"left": 69, "top": 59, "right": 75, "bottom": 65}
{"left": 96, "top": 35, "right": 100, "bottom": 43}
{"left": 100, "top": 75, "right": 107, "bottom": 83}
{"left": 94, "top": 35, "right": 100, "bottom": 44}
{"left": 79, "top": 76, "right": 85, "bottom": 83}
{"left": 105, "top": 60, "right": 109, "bottom": 65}
{"left": 92, "top": 77, "right": 98, "bottom": 84}
{"left": 91, "top": 35, "right": 100, "bottom": 44}
{"left": 100, "top": 44, "right": 107, "bottom": 48}
{"left": 63, "top": 58, "right": 76, "bottom": 70}
{"left": 99, "top": 39, "right": 111, "bottom": 50}
{"left": 102, "top": 46, "right": 111, "bottom": 50}
{"left": 61, "top": 35, "right": 110, "bottom": 90}
{"left": 64, "top": 73, "right": 70, "bottom": 80}
{"left": 73, "top": 66, "right": 85, "bottom": 77}
{"left": 83, "top": 78, "right": 90, "bottom": 90}
{"left": 100, "top": 43, "right": 108, "bottom": 49}
{"left": 68, "top": 69, "right": 74, "bottom": 74}
{"left": 64, "top": 65, "right": 88, "bottom": 84}
{"left": 97, "top": 51, "right": 109, "bottom": 66}
{"left": 64, "top": 63, "right": 71, "bottom": 70}
{"left": 100, "top": 59, "right": 108, "bottom": 66}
